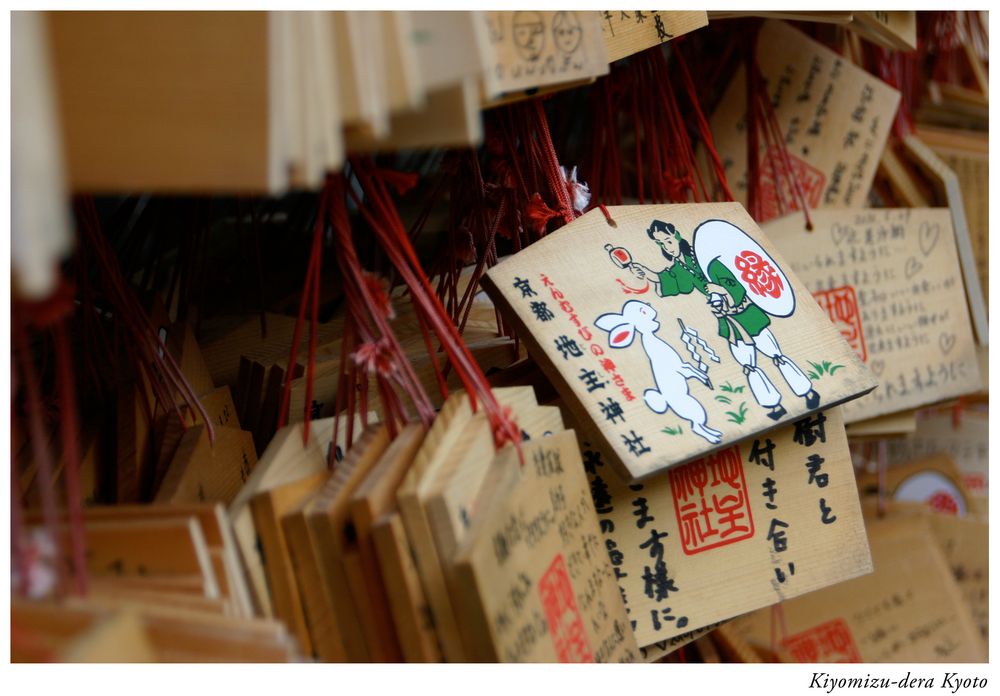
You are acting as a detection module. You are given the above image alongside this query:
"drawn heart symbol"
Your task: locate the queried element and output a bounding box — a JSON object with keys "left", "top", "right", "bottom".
{"left": 919, "top": 222, "right": 941, "bottom": 258}
{"left": 904, "top": 257, "right": 923, "bottom": 280}
{"left": 869, "top": 359, "right": 885, "bottom": 377}
{"left": 939, "top": 332, "right": 956, "bottom": 355}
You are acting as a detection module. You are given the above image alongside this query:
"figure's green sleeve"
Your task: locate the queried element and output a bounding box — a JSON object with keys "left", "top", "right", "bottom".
{"left": 656, "top": 268, "right": 681, "bottom": 297}
{"left": 657, "top": 264, "right": 698, "bottom": 297}
{"left": 707, "top": 259, "right": 746, "bottom": 304}
{"left": 707, "top": 258, "right": 771, "bottom": 336}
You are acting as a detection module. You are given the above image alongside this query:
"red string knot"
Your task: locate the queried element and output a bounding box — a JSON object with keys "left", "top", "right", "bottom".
{"left": 352, "top": 337, "right": 396, "bottom": 379}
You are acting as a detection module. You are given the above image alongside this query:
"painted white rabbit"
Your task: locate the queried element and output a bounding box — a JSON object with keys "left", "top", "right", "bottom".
{"left": 595, "top": 300, "right": 723, "bottom": 444}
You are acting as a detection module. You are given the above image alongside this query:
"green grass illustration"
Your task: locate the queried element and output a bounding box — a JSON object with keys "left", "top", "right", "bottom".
{"left": 807, "top": 360, "right": 845, "bottom": 381}
{"left": 719, "top": 381, "right": 745, "bottom": 394}
{"left": 661, "top": 425, "right": 684, "bottom": 436}
{"left": 715, "top": 394, "right": 733, "bottom": 404}
{"left": 725, "top": 402, "right": 749, "bottom": 424}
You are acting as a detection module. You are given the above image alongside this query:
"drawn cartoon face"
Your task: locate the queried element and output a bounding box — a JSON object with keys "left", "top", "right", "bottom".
{"left": 551, "top": 11, "right": 582, "bottom": 55}
{"left": 512, "top": 11, "right": 545, "bottom": 61}
{"left": 650, "top": 227, "right": 680, "bottom": 259}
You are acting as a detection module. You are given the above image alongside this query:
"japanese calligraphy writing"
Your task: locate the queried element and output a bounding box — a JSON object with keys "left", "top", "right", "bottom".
{"left": 766, "top": 208, "right": 982, "bottom": 423}
{"left": 710, "top": 19, "right": 900, "bottom": 218}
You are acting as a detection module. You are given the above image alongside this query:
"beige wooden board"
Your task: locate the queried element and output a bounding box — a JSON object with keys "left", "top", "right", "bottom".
{"left": 425, "top": 405, "right": 565, "bottom": 567}
{"left": 86, "top": 582, "right": 230, "bottom": 616}
{"left": 348, "top": 424, "right": 426, "bottom": 661}
{"left": 47, "top": 503, "right": 254, "bottom": 618}
{"left": 918, "top": 128, "right": 988, "bottom": 314}
{"left": 56, "top": 517, "right": 219, "bottom": 599}
{"left": 228, "top": 413, "right": 369, "bottom": 617}
{"left": 918, "top": 81, "right": 989, "bottom": 131}
{"left": 865, "top": 501, "right": 988, "bottom": 652}
{"left": 709, "top": 20, "right": 900, "bottom": 222}
{"left": 410, "top": 11, "right": 488, "bottom": 91}
{"left": 844, "top": 409, "right": 918, "bottom": 439}
{"left": 902, "top": 136, "right": 988, "bottom": 346}
{"left": 289, "top": 12, "right": 327, "bottom": 189}
{"left": 732, "top": 515, "right": 984, "bottom": 662}
{"left": 250, "top": 469, "right": 330, "bottom": 655}
{"left": 46, "top": 12, "right": 280, "bottom": 193}
{"left": 11, "top": 11, "right": 72, "bottom": 300}
{"left": 130, "top": 608, "right": 297, "bottom": 662}
{"left": 453, "top": 431, "right": 640, "bottom": 662}
{"left": 155, "top": 424, "right": 257, "bottom": 505}
{"left": 280, "top": 504, "right": 328, "bottom": 659}
{"left": 398, "top": 388, "right": 557, "bottom": 659}
{"left": 152, "top": 384, "right": 242, "bottom": 490}
{"left": 381, "top": 12, "right": 425, "bottom": 113}
{"left": 372, "top": 511, "right": 442, "bottom": 662}
{"left": 858, "top": 452, "right": 974, "bottom": 518}
{"left": 299, "top": 421, "right": 403, "bottom": 662}
{"left": 481, "top": 11, "right": 609, "bottom": 95}
{"left": 345, "top": 79, "right": 482, "bottom": 152}
{"left": 304, "top": 424, "right": 391, "bottom": 662}
{"left": 422, "top": 404, "right": 566, "bottom": 659}
{"left": 395, "top": 387, "right": 548, "bottom": 662}
{"left": 577, "top": 406, "right": 870, "bottom": 646}
{"left": 57, "top": 504, "right": 245, "bottom": 616}
{"left": 271, "top": 11, "right": 299, "bottom": 188}
{"left": 200, "top": 312, "right": 343, "bottom": 388}
{"left": 599, "top": 11, "right": 707, "bottom": 63}
{"left": 59, "top": 610, "right": 158, "bottom": 663}
{"left": 307, "top": 10, "right": 344, "bottom": 173}
{"left": 765, "top": 208, "right": 983, "bottom": 423}
{"left": 12, "top": 598, "right": 298, "bottom": 663}
{"left": 13, "top": 604, "right": 156, "bottom": 663}
{"left": 885, "top": 408, "right": 988, "bottom": 499}
{"left": 850, "top": 11, "right": 917, "bottom": 52}
{"left": 877, "top": 146, "right": 932, "bottom": 208}
{"left": 332, "top": 12, "right": 389, "bottom": 138}
{"left": 483, "top": 203, "right": 875, "bottom": 480}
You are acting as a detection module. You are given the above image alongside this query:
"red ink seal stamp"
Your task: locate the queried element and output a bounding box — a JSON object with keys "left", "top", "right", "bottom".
{"left": 735, "top": 249, "right": 785, "bottom": 299}
{"left": 758, "top": 146, "right": 826, "bottom": 223}
{"left": 812, "top": 285, "right": 867, "bottom": 361}
{"left": 782, "top": 618, "right": 862, "bottom": 663}
{"left": 928, "top": 490, "right": 959, "bottom": 515}
{"left": 668, "top": 445, "right": 755, "bottom": 555}
{"left": 538, "top": 554, "right": 594, "bottom": 663}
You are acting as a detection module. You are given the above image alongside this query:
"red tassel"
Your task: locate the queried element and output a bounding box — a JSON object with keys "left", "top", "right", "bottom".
{"left": 525, "top": 193, "right": 561, "bottom": 235}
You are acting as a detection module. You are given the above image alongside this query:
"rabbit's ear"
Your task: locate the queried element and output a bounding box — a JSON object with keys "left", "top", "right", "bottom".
{"left": 595, "top": 312, "right": 624, "bottom": 332}
{"left": 607, "top": 323, "right": 636, "bottom": 349}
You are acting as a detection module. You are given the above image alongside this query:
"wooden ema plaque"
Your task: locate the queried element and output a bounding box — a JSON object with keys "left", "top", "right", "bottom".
{"left": 863, "top": 501, "right": 989, "bottom": 653}
{"left": 885, "top": 407, "right": 988, "bottom": 500}
{"left": 452, "top": 430, "right": 639, "bottom": 662}
{"left": 481, "top": 11, "right": 609, "bottom": 96}
{"left": 764, "top": 208, "right": 982, "bottom": 423}
{"left": 576, "top": 407, "right": 871, "bottom": 648}
{"left": 857, "top": 452, "right": 973, "bottom": 518}
{"left": 709, "top": 19, "right": 900, "bottom": 223}
{"left": 598, "top": 11, "right": 707, "bottom": 63}
{"left": 482, "top": 203, "right": 876, "bottom": 480}
{"left": 732, "top": 514, "right": 984, "bottom": 663}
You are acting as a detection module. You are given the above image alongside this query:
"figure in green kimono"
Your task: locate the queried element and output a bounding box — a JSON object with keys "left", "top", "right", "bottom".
{"left": 629, "top": 219, "right": 819, "bottom": 420}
